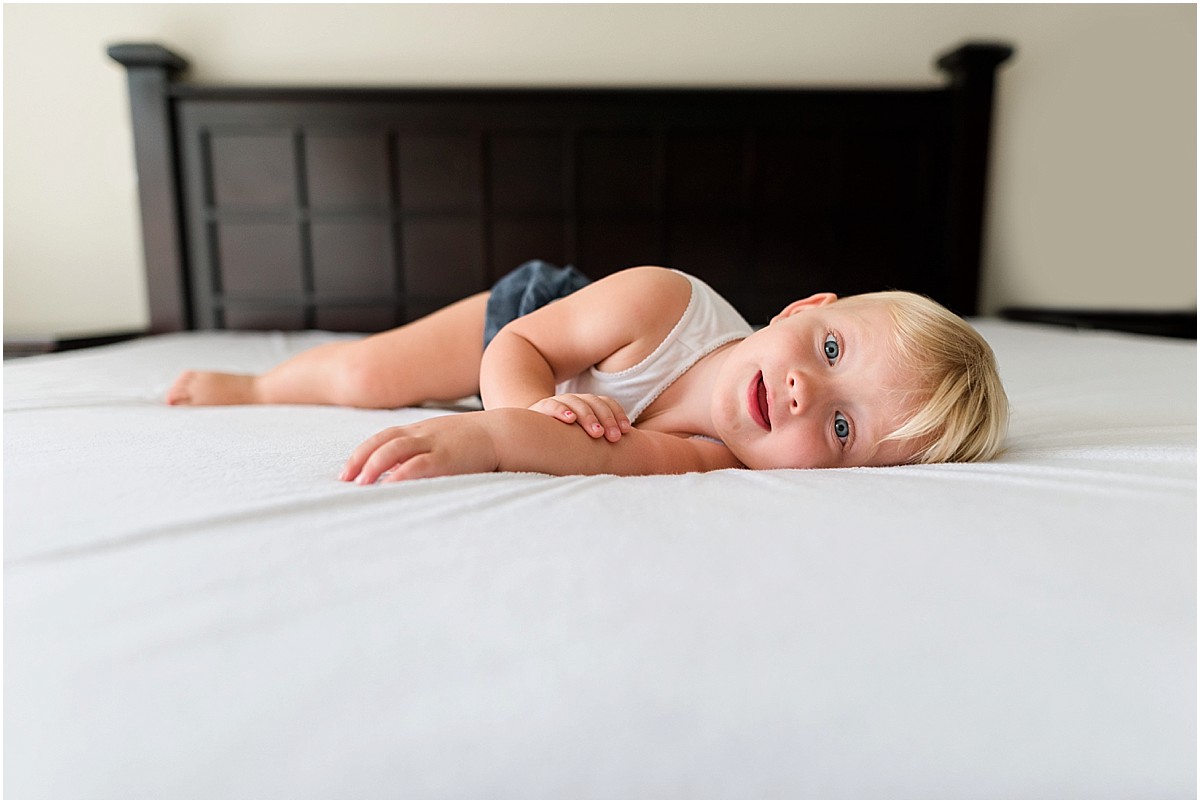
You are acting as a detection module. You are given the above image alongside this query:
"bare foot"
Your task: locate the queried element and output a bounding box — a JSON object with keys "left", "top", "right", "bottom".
{"left": 166, "top": 371, "right": 261, "bottom": 405}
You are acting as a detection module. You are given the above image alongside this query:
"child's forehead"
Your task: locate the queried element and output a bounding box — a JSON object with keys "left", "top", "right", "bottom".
{"left": 841, "top": 298, "right": 922, "bottom": 350}
{"left": 829, "top": 294, "right": 896, "bottom": 316}
{"left": 824, "top": 295, "right": 901, "bottom": 337}
{"left": 838, "top": 304, "right": 931, "bottom": 392}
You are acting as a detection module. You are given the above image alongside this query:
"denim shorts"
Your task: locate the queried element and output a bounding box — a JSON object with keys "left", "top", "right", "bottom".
{"left": 483, "top": 260, "right": 591, "bottom": 350}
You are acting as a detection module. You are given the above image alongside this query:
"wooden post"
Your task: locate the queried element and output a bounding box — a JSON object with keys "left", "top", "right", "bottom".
{"left": 936, "top": 42, "right": 1014, "bottom": 316}
{"left": 108, "top": 43, "right": 191, "bottom": 332}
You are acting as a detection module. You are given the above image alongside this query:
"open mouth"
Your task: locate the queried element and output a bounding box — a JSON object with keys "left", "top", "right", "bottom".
{"left": 748, "top": 371, "right": 771, "bottom": 431}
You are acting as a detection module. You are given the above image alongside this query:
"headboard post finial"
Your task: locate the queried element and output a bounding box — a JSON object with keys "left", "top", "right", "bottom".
{"left": 107, "top": 43, "right": 189, "bottom": 74}
{"left": 108, "top": 43, "right": 191, "bottom": 332}
{"left": 935, "top": 42, "right": 1015, "bottom": 86}
{"left": 936, "top": 41, "right": 1015, "bottom": 316}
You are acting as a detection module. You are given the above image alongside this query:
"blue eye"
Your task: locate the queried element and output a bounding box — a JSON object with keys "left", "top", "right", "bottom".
{"left": 834, "top": 413, "right": 850, "bottom": 442}
{"left": 824, "top": 333, "right": 840, "bottom": 363}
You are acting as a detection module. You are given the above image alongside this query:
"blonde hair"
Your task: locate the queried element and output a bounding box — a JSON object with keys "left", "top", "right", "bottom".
{"left": 836, "top": 291, "right": 1008, "bottom": 464}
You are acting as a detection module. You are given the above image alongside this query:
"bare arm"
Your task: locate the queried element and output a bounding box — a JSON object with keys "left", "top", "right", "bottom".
{"left": 477, "top": 267, "right": 691, "bottom": 440}
{"left": 340, "top": 408, "right": 742, "bottom": 483}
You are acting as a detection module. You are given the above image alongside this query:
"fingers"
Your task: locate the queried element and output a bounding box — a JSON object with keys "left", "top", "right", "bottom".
{"left": 340, "top": 427, "right": 429, "bottom": 485}
{"left": 530, "top": 394, "right": 631, "bottom": 442}
{"left": 378, "top": 452, "right": 437, "bottom": 483}
{"left": 340, "top": 412, "right": 499, "bottom": 484}
{"left": 340, "top": 426, "right": 402, "bottom": 482}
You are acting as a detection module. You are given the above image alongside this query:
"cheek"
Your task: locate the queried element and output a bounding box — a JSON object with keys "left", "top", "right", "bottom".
{"left": 774, "top": 426, "right": 830, "bottom": 470}
{"left": 867, "top": 436, "right": 921, "bottom": 468}
{"left": 734, "top": 431, "right": 821, "bottom": 471}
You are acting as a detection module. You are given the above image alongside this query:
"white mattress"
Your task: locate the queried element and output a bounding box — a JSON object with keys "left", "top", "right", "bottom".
{"left": 4, "top": 320, "right": 1195, "bottom": 798}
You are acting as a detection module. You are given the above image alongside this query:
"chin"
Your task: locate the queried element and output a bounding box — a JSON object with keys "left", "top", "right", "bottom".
{"left": 729, "top": 447, "right": 790, "bottom": 471}
{"left": 738, "top": 445, "right": 828, "bottom": 471}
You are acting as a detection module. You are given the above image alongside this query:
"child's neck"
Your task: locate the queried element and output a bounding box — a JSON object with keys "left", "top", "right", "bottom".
{"left": 634, "top": 340, "right": 737, "bottom": 439}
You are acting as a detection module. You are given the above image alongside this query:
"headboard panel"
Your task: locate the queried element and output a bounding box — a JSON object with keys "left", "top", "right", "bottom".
{"left": 109, "top": 42, "right": 1012, "bottom": 332}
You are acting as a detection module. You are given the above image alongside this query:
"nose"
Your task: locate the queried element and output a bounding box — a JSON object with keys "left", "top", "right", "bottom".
{"left": 785, "top": 368, "right": 827, "bottom": 416}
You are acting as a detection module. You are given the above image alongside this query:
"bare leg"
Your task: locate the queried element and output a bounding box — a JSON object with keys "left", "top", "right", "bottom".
{"left": 166, "top": 292, "right": 489, "bottom": 407}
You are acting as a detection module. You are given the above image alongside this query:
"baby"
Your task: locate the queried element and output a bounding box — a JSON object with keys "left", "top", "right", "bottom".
{"left": 167, "top": 260, "right": 1008, "bottom": 482}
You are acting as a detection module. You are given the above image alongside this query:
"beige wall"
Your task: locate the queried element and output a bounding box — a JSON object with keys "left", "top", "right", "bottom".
{"left": 4, "top": 3, "right": 1195, "bottom": 336}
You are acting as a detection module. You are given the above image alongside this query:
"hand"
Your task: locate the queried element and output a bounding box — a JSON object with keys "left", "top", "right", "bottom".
{"left": 527, "top": 393, "right": 631, "bottom": 443}
{"left": 340, "top": 412, "right": 500, "bottom": 484}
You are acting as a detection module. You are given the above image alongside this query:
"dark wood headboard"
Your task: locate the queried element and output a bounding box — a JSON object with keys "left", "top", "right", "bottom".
{"left": 109, "top": 42, "right": 1012, "bottom": 333}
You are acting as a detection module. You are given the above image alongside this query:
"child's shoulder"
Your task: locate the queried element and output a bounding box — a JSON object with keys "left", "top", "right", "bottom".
{"left": 598, "top": 265, "right": 693, "bottom": 311}
{"left": 606, "top": 264, "right": 687, "bottom": 286}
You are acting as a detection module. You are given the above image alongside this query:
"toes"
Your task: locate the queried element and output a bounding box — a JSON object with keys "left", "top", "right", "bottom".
{"left": 165, "top": 372, "right": 195, "bottom": 405}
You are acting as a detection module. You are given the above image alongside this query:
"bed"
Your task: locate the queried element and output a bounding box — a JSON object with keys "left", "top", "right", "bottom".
{"left": 4, "top": 41, "right": 1195, "bottom": 798}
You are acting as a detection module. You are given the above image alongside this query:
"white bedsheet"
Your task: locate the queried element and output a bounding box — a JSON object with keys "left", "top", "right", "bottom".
{"left": 4, "top": 321, "right": 1195, "bottom": 798}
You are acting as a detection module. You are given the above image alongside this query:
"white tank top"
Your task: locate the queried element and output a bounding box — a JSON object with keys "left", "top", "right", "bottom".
{"left": 556, "top": 271, "right": 753, "bottom": 424}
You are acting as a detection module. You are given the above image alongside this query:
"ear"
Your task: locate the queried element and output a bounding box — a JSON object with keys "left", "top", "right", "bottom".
{"left": 770, "top": 292, "right": 838, "bottom": 324}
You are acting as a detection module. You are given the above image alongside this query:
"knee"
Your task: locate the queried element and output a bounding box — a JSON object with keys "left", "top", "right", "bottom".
{"left": 330, "top": 352, "right": 398, "bottom": 408}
